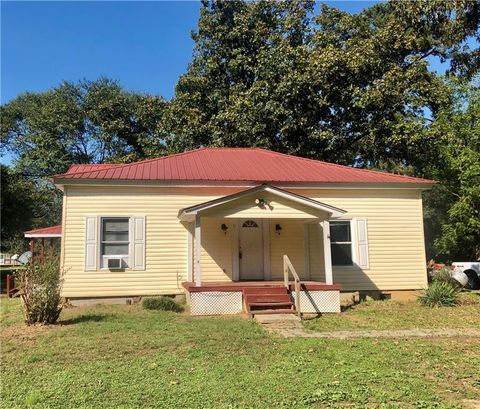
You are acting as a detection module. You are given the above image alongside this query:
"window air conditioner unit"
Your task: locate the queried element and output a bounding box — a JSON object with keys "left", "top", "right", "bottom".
{"left": 107, "top": 257, "right": 122, "bottom": 269}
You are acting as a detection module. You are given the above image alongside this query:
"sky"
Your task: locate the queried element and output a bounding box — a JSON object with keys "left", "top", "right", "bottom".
{"left": 1, "top": 1, "right": 381, "bottom": 104}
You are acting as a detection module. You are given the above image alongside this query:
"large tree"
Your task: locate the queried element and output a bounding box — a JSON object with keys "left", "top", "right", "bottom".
{"left": 1, "top": 78, "right": 167, "bottom": 177}
{"left": 423, "top": 79, "right": 480, "bottom": 260}
{"left": 0, "top": 165, "right": 62, "bottom": 253}
{"left": 167, "top": 0, "right": 479, "bottom": 169}
{"left": 165, "top": 0, "right": 316, "bottom": 153}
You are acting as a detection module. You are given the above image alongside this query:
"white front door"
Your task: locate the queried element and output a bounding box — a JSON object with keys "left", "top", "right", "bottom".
{"left": 239, "top": 219, "right": 264, "bottom": 280}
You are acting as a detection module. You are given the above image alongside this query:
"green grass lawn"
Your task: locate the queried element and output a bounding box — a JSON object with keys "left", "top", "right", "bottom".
{"left": 1, "top": 298, "right": 479, "bottom": 408}
{"left": 304, "top": 293, "right": 480, "bottom": 332}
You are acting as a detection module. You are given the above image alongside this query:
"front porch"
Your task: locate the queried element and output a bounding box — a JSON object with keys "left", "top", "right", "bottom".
{"left": 178, "top": 185, "right": 347, "bottom": 316}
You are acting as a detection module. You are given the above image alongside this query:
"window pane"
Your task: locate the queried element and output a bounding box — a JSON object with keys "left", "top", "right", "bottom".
{"left": 242, "top": 220, "right": 258, "bottom": 228}
{"left": 102, "top": 243, "right": 129, "bottom": 256}
{"left": 102, "top": 218, "right": 129, "bottom": 243}
{"left": 103, "top": 219, "right": 129, "bottom": 233}
{"left": 330, "top": 221, "right": 351, "bottom": 242}
{"left": 331, "top": 243, "right": 353, "bottom": 266}
{"left": 103, "top": 232, "right": 129, "bottom": 242}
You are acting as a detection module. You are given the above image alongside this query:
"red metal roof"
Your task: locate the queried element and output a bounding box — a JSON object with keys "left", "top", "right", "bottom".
{"left": 66, "top": 164, "right": 123, "bottom": 174}
{"left": 53, "top": 148, "right": 435, "bottom": 184}
{"left": 24, "top": 225, "right": 62, "bottom": 237}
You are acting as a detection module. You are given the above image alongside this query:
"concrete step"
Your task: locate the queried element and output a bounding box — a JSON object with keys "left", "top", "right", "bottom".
{"left": 255, "top": 313, "right": 301, "bottom": 323}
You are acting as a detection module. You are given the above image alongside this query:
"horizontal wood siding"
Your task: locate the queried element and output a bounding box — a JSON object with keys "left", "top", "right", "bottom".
{"left": 62, "top": 186, "right": 241, "bottom": 297}
{"left": 200, "top": 218, "right": 232, "bottom": 282}
{"left": 269, "top": 220, "right": 305, "bottom": 280}
{"left": 300, "top": 189, "right": 427, "bottom": 290}
{"left": 62, "top": 185, "right": 427, "bottom": 296}
{"left": 201, "top": 192, "right": 325, "bottom": 219}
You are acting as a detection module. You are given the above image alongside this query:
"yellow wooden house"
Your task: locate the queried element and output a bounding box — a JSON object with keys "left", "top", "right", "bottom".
{"left": 49, "top": 148, "right": 434, "bottom": 315}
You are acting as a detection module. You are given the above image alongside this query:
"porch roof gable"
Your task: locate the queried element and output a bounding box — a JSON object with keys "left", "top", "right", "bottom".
{"left": 178, "top": 184, "right": 346, "bottom": 221}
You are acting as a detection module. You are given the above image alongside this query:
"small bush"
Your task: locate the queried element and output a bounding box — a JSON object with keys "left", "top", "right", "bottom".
{"left": 142, "top": 297, "right": 183, "bottom": 312}
{"left": 430, "top": 266, "right": 459, "bottom": 287}
{"left": 418, "top": 281, "right": 459, "bottom": 307}
{"left": 16, "top": 258, "right": 64, "bottom": 325}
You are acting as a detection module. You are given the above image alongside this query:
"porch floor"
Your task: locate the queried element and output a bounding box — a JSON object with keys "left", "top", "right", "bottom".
{"left": 182, "top": 281, "right": 341, "bottom": 292}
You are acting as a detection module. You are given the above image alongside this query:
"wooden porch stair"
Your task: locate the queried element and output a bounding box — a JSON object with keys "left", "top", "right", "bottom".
{"left": 243, "top": 287, "right": 295, "bottom": 317}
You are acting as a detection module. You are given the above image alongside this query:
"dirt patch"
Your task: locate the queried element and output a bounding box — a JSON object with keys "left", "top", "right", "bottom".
{"left": 1, "top": 322, "right": 70, "bottom": 340}
{"left": 300, "top": 328, "right": 480, "bottom": 339}
{"left": 256, "top": 314, "right": 480, "bottom": 339}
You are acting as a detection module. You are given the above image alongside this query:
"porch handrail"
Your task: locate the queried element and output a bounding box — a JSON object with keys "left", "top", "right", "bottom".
{"left": 283, "top": 255, "right": 301, "bottom": 317}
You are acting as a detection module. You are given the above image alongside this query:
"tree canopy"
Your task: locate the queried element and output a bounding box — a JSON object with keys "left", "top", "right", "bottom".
{"left": 424, "top": 80, "right": 480, "bottom": 260}
{"left": 0, "top": 164, "right": 62, "bottom": 253}
{"left": 1, "top": 78, "right": 167, "bottom": 177}
{"left": 166, "top": 0, "right": 479, "bottom": 169}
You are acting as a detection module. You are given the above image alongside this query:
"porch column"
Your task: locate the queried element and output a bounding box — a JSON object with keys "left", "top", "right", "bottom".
{"left": 187, "top": 223, "right": 194, "bottom": 282}
{"left": 322, "top": 220, "right": 333, "bottom": 285}
{"left": 194, "top": 215, "right": 202, "bottom": 286}
{"left": 232, "top": 221, "right": 239, "bottom": 281}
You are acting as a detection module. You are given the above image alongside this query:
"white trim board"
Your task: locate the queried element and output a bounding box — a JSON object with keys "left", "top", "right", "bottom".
{"left": 53, "top": 179, "right": 434, "bottom": 190}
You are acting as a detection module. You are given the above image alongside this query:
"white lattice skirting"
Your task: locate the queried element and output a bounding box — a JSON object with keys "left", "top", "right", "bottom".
{"left": 190, "top": 291, "right": 243, "bottom": 316}
{"left": 291, "top": 290, "right": 341, "bottom": 313}
{"left": 190, "top": 289, "right": 340, "bottom": 315}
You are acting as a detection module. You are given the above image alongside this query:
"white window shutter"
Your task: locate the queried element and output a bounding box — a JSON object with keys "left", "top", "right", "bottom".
{"left": 85, "top": 216, "right": 98, "bottom": 271}
{"left": 354, "top": 217, "right": 369, "bottom": 269}
{"left": 132, "top": 216, "right": 146, "bottom": 270}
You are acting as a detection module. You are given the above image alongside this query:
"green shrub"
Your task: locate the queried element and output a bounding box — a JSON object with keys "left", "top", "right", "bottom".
{"left": 142, "top": 296, "right": 183, "bottom": 312}
{"left": 430, "top": 266, "right": 459, "bottom": 287}
{"left": 418, "top": 281, "right": 459, "bottom": 307}
{"left": 15, "top": 258, "right": 64, "bottom": 325}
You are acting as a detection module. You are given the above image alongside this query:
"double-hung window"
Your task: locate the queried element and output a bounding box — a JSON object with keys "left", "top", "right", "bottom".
{"left": 101, "top": 218, "right": 129, "bottom": 268}
{"left": 85, "top": 215, "right": 145, "bottom": 271}
{"left": 330, "top": 221, "right": 353, "bottom": 266}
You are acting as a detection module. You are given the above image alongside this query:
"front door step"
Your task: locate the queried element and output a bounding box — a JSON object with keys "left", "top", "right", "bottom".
{"left": 250, "top": 308, "right": 295, "bottom": 316}
{"left": 243, "top": 287, "right": 296, "bottom": 317}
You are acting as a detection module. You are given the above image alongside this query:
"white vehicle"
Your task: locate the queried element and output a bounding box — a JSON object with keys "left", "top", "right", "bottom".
{"left": 452, "top": 262, "right": 480, "bottom": 290}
